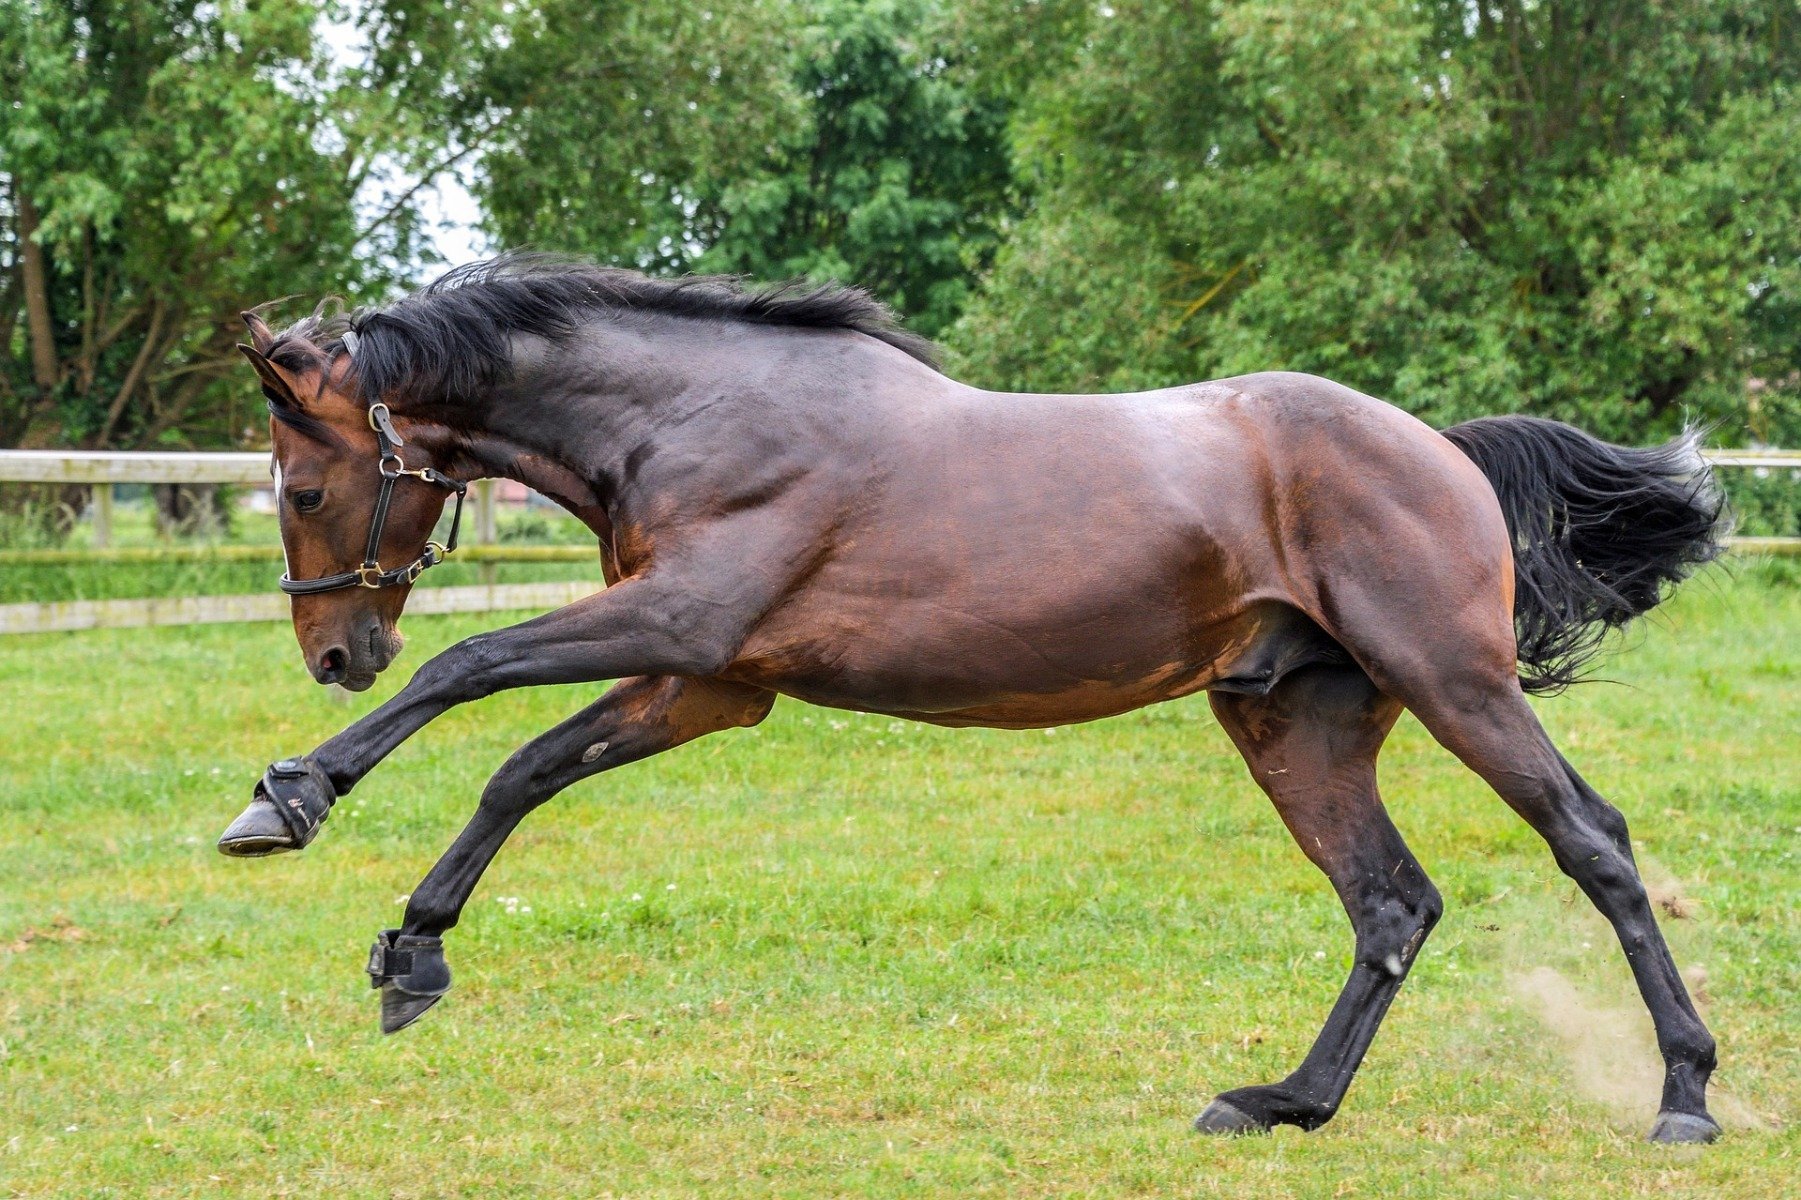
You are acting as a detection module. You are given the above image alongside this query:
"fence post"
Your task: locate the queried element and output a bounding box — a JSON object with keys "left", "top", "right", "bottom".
{"left": 476, "top": 479, "right": 497, "bottom": 544}
{"left": 91, "top": 483, "right": 114, "bottom": 548}
{"left": 475, "top": 479, "right": 498, "bottom": 586}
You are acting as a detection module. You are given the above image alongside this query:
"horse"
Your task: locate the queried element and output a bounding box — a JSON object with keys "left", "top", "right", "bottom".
{"left": 217, "top": 255, "right": 1727, "bottom": 1143}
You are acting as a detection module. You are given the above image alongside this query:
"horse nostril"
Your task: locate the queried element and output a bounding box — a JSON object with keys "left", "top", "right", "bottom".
{"left": 317, "top": 646, "right": 349, "bottom": 684}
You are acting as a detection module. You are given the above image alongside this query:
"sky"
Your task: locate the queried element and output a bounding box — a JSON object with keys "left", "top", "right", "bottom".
{"left": 318, "top": 6, "right": 490, "bottom": 273}
{"left": 414, "top": 174, "right": 490, "bottom": 269}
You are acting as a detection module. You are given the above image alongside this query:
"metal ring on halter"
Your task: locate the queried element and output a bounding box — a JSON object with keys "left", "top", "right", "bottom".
{"left": 276, "top": 403, "right": 471, "bottom": 596}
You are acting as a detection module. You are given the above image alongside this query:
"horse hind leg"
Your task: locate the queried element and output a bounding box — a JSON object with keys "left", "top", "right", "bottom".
{"left": 1197, "top": 663, "right": 1442, "bottom": 1134}
{"left": 1391, "top": 664, "right": 1720, "bottom": 1143}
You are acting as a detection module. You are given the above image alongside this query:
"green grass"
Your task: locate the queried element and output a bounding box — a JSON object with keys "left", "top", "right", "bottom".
{"left": 1, "top": 563, "right": 1796, "bottom": 1198}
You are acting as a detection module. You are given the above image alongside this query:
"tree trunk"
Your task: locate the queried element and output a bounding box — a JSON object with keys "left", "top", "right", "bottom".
{"left": 16, "top": 190, "right": 60, "bottom": 391}
{"left": 153, "top": 483, "right": 232, "bottom": 539}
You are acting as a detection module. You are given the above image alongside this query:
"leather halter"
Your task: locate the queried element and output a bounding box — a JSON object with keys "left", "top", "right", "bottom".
{"left": 278, "top": 403, "right": 469, "bottom": 595}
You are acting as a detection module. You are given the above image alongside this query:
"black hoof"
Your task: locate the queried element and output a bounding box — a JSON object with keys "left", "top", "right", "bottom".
{"left": 216, "top": 798, "right": 295, "bottom": 857}
{"left": 1193, "top": 1098, "right": 1271, "bottom": 1136}
{"left": 380, "top": 985, "right": 444, "bottom": 1034}
{"left": 1648, "top": 1110, "right": 1721, "bottom": 1145}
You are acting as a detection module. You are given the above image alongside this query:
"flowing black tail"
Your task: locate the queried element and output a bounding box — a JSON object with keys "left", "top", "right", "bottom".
{"left": 1441, "top": 415, "right": 1728, "bottom": 694}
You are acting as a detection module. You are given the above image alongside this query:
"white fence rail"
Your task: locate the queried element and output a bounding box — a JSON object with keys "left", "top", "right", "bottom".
{"left": 0, "top": 448, "right": 272, "bottom": 484}
{"left": 1, "top": 447, "right": 1796, "bottom": 636}
{"left": 0, "top": 448, "right": 504, "bottom": 547}
{"left": 0, "top": 581, "right": 598, "bottom": 636}
{"left": 0, "top": 449, "right": 557, "bottom": 633}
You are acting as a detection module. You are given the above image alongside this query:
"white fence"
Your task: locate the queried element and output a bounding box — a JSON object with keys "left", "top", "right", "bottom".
{"left": 2, "top": 446, "right": 1797, "bottom": 635}
{"left": 0, "top": 449, "right": 588, "bottom": 633}
{"left": 0, "top": 448, "right": 504, "bottom": 547}
{"left": 0, "top": 581, "right": 598, "bottom": 635}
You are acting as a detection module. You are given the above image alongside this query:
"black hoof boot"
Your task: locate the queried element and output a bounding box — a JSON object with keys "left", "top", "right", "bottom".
{"left": 217, "top": 758, "right": 336, "bottom": 857}
{"left": 1193, "top": 1098, "right": 1272, "bottom": 1136}
{"left": 366, "top": 930, "right": 451, "bottom": 1034}
{"left": 1648, "top": 1110, "right": 1721, "bottom": 1144}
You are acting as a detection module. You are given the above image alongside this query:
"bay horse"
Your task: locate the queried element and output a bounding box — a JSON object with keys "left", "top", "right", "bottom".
{"left": 218, "top": 256, "right": 1726, "bottom": 1143}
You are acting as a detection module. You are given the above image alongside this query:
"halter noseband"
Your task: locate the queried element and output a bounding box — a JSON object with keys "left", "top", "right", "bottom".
{"left": 278, "top": 402, "right": 469, "bottom": 595}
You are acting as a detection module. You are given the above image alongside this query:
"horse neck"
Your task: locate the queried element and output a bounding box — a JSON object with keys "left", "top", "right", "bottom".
{"left": 394, "top": 317, "right": 741, "bottom": 523}
{"left": 393, "top": 315, "right": 937, "bottom": 535}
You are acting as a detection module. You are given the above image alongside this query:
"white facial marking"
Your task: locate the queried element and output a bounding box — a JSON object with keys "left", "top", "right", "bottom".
{"left": 272, "top": 459, "right": 292, "bottom": 578}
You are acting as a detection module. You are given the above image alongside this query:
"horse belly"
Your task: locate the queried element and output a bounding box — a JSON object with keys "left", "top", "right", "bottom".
{"left": 723, "top": 570, "right": 1269, "bottom": 729}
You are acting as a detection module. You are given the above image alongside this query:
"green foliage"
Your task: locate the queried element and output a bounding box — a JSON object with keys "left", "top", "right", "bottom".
{"left": 5, "top": 0, "right": 1799, "bottom": 469}
{"left": 691, "top": 0, "right": 1017, "bottom": 337}
{"left": 480, "top": 0, "right": 1017, "bottom": 338}
{"left": 469, "top": 0, "right": 802, "bottom": 272}
{"left": 0, "top": 1, "right": 444, "bottom": 455}
{"left": 1729, "top": 469, "right": 1801, "bottom": 539}
{"left": 945, "top": 0, "right": 1801, "bottom": 445}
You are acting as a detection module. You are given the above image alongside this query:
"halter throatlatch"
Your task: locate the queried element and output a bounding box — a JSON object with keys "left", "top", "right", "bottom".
{"left": 278, "top": 403, "right": 469, "bottom": 595}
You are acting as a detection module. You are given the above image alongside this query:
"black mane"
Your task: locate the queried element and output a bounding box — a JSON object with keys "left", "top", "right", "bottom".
{"left": 264, "top": 253, "right": 939, "bottom": 408}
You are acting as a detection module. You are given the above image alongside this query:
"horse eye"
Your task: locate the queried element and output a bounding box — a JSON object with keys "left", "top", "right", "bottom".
{"left": 290, "top": 489, "right": 325, "bottom": 513}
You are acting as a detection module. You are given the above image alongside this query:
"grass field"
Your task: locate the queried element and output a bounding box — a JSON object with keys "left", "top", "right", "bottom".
{"left": 1, "top": 562, "right": 1796, "bottom": 1198}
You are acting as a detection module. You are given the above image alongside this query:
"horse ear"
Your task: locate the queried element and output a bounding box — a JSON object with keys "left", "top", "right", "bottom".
{"left": 241, "top": 310, "right": 276, "bottom": 352}
{"left": 238, "top": 343, "right": 301, "bottom": 408}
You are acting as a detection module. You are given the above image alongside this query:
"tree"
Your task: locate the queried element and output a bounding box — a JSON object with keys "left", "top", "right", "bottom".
{"left": 478, "top": 0, "right": 1017, "bottom": 339}
{"left": 467, "top": 0, "right": 801, "bottom": 274}
{"left": 945, "top": 0, "right": 1801, "bottom": 445}
{"left": 691, "top": 0, "right": 1016, "bottom": 338}
{"left": 0, "top": 0, "right": 444, "bottom": 455}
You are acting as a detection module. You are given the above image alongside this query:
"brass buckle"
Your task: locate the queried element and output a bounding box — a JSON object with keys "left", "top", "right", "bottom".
{"left": 367, "top": 403, "right": 405, "bottom": 444}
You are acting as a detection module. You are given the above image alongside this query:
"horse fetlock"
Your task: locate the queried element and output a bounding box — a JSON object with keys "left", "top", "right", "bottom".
{"left": 367, "top": 929, "right": 451, "bottom": 1034}
{"left": 1684, "top": 1032, "right": 1719, "bottom": 1075}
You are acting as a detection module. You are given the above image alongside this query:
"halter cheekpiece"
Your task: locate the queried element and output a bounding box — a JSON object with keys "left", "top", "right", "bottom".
{"left": 278, "top": 402, "right": 469, "bottom": 595}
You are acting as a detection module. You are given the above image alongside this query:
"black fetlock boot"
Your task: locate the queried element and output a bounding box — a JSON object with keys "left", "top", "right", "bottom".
{"left": 366, "top": 929, "right": 452, "bottom": 1034}
{"left": 217, "top": 757, "right": 337, "bottom": 856}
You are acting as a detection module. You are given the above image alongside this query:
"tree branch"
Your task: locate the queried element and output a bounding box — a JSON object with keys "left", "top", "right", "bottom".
{"left": 139, "top": 366, "right": 223, "bottom": 448}
{"left": 153, "top": 353, "right": 240, "bottom": 383}
{"left": 94, "top": 301, "right": 146, "bottom": 357}
{"left": 96, "top": 301, "right": 169, "bottom": 447}
{"left": 351, "top": 130, "right": 499, "bottom": 251}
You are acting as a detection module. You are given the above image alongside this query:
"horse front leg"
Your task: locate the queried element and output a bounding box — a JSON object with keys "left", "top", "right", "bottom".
{"left": 370, "top": 674, "right": 774, "bottom": 1032}
{"left": 218, "top": 577, "right": 744, "bottom": 855}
